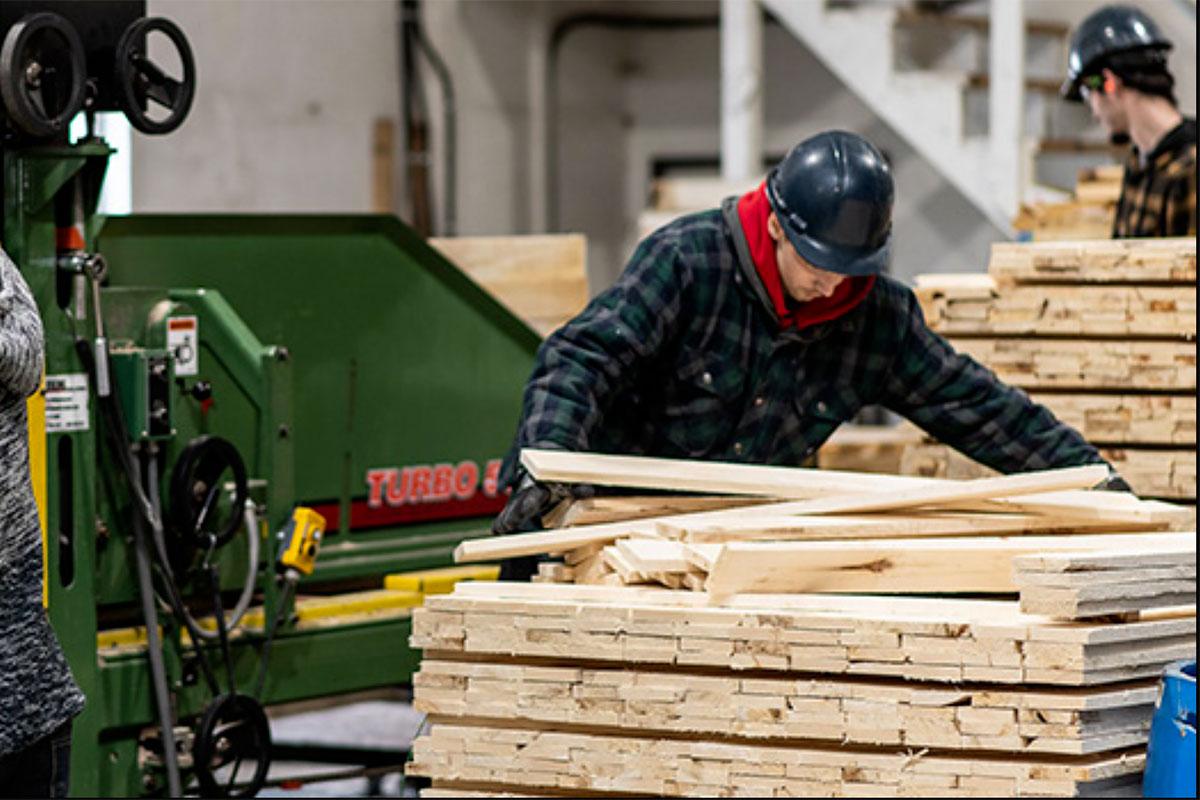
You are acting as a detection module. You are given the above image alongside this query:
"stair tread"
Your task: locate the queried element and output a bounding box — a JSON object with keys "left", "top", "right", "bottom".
{"left": 893, "top": 8, "right": 1069, "bottom": 38}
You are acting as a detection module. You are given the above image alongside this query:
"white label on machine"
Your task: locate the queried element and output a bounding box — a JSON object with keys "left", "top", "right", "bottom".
{"left": 168, "top": 316, "right": 199, "bottom": 376}
{"left": 44, "top": 373, "right": 90, "bottom": 433}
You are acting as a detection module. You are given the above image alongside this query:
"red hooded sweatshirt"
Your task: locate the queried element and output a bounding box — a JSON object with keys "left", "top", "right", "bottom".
{"left": 736, "top": 183, "right": 875, "bottom": 330}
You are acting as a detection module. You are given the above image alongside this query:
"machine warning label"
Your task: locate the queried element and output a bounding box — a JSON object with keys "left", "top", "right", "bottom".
{"left": 44, "top": 373, "right": 90, "bottom": 433}
{"left": 168, "top": 316, "right": 199, "bottom": 376}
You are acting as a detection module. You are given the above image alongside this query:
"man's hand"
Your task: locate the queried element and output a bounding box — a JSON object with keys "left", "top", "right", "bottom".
{"left": 492, "top": 472, "right": 572, "bottom": 535}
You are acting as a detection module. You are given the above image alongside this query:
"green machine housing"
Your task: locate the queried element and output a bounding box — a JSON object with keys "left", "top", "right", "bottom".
{"left": 5, "top": 138, "right": 539, "bottom": 795}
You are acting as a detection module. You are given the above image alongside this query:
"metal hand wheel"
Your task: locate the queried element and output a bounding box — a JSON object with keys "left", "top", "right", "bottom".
{"left": 0, "top": 12, "right": 86, "bottom": 138}
{"left": 114, "top": 16, "right": 196, "bottom": 134}
{"left": 192, "top": 693, "right": 272, "bottom": 798}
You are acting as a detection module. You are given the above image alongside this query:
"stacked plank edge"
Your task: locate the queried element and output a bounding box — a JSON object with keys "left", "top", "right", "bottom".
{"left": 911, "top": 237, "right": 1197, "bottom": 502}
{"left": 406, "top": 454, "right": 1195, "bottom": 797}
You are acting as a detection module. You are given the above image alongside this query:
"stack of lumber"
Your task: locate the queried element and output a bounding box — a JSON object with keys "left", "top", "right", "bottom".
{"left": 406, "top": 450, "right": 1195, "bottom": 797}
{"left": 430, "top": 234, "right": 589, "bottom": 336}
{"left": 910, "top": 237, "right": 1197, "bottom": 501}
{"left": 637, "top": 175, "right": 759, "bottom": 240}
{"left": 1013, "top": 164, "right": 1122, "bottom": 241}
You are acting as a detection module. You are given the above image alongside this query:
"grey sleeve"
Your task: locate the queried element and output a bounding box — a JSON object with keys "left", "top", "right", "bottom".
{"left": 0, "top": 249, "right": 45, "bottom": 402}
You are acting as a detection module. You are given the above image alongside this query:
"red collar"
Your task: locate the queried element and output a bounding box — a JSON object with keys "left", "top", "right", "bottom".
{"left": 736, "top": 183, "right": 874, "bottom": 330}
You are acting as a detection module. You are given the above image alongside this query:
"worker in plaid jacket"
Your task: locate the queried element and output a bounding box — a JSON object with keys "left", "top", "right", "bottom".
{"left": 493, "top": 131, "right": 1130, "bottom": 546}
{"left": 1061, "top": 5, "right": 1197, "bottom": 238}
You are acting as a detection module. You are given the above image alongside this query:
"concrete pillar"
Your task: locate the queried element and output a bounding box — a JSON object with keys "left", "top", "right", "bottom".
{"left": 721, "top": 0, "right": 763, "bottom": 182}
{"left": 989, "top": 0, "right": 1025, "bottom": 222}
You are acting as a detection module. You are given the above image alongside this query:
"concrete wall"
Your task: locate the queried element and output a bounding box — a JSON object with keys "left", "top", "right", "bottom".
{"left": 133, "top": 0, "right": 1197, "bottom": 290}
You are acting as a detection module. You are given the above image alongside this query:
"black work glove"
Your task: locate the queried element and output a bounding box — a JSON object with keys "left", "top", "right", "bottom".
{"left": 491, "top": 472, "right": 567, "bottom": 535}
{"left": 1093, "top": 466, "right": 1134, "bottom": 493}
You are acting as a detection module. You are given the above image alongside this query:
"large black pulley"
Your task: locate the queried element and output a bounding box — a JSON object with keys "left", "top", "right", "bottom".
{"left": 192, "top": 693, "right": 272, "bottom": 798}
{"left": 0, "top": 12, "right": 86, "bottom": 138}
{"left": 114, "top": 16, "right": 195, "bottom": 134}
{"left": 168, "top": 436, "right": 249, "bottom": 576}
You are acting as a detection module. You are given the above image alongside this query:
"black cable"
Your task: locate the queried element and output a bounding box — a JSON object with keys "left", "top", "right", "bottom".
{"left": 251, "top": 578, "right": 297, "bottom": 701}
{"left": 75, "top": 338, "right": 184, "bottom": 797}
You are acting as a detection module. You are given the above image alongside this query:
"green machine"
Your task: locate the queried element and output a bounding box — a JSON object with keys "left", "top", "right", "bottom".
{"left": 1, "top": 5, "right": 537, "bottom": 796}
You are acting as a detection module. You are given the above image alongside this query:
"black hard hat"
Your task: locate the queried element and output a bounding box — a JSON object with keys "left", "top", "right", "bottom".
{"left": 1062, "top": 4, "right": 1172, "bottom": 101}
{"left": 765, "top": 131, "right": 893, "bottom": 277}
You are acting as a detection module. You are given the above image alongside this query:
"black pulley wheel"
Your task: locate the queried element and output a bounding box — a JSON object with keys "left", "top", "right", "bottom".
{"left": 0, "top": 13, "right": 86, "bottom": 138}
{"left": 168, "top": 436, "right": 249, "bottom": 575}
{"left": 192, "top": 693, "right": 272, "bottom": 798}
{"left": 114, "top": 17, "right": 196, "bottom": 134}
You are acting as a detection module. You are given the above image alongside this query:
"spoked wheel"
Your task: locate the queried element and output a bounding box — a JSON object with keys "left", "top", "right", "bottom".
{"left": 113, "top": 16, "right": 196, "bottom": 134}
{"left": 192, "top": 693, "right": 272, "bottom": 798}
{"left": 0, "top": 12, "right": 86, "bottom": 137}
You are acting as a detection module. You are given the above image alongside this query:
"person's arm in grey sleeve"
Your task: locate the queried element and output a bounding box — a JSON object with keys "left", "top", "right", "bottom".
{"left": 0, "top": 250, "right": 44, "bottom": 405}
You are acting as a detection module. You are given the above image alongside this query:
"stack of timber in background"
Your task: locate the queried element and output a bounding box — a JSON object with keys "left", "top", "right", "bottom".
{"left": 1013, "top": 164, "right": 1122, "bottom": 241}
{"left": 637, "top": 175, "right": 759, "bottom": 240}
{"left": 406, "top": 450, "right": 1196, "bottom": 797}
{"left": 908, "top": 237, "right": 1197, "bottom": 502}
{"left": 430, "top": 234, "right": 589, "bottom": 336}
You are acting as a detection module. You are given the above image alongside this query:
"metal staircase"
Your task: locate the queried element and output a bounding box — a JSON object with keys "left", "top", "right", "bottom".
{"left": 755, "top": 0, "right": 1098, "bottom": 234}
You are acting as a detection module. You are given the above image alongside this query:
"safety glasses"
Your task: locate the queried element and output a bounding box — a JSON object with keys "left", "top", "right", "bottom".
{"left": 1079, "top": 73, "right": 1105, "bottom": 100}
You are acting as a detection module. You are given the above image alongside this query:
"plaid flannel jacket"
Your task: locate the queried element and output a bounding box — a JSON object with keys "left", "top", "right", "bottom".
{"left": 1114, "top": 118, "right": 1197, "bottom": 238}
{"left": 500, "top": 201, "right": 1105, "bottom": 487}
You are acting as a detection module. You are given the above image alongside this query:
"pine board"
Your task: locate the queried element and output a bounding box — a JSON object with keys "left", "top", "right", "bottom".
{"left": 429, "top": 234, "right": 588, "bottom": 336}
{"left": 989, "top": 238, "right": 1197, "bottom": 285}
{"left": 916, "top": 279, "right": 1196, "bottom": 338}
{"left": 1010, "top": 206, "right": 1115, "bottom": 242}
{"left": 543, "top": 495, "right": 769, "bottom": 528}
{"left": 521, "top": 448, "right": 945, "bottom": 497}
{"left": 667, "top": 511, "right": 1165, "bottom": 544}
{"left": 412, "top": 583, "right": 1197, "bottom": 685}
{"left": 409, "top": 722, "right": 1146, "bottom": 797}
{"left": 413, "top": 658, "right": 1156, "bottom": 755}
{"left": 759, "top": 465, "right": 1108, "bottom": 517}
{"left": 949, "top": 338, "right": 1196, "bottom": 391}
{"left": 899, "top": 443, "right": 1198, "bottom": 500}
{"left": 1026, "top": 393, "right": 1195, "bottom": 445}
{"left": 702, "top": 532, "right": 1194, "bottom": 597}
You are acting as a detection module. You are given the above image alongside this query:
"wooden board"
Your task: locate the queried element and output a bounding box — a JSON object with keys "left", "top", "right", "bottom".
{"left": 652, "top": 175, "right": 760, "bottom": 212}
{"left": 1011, "top": 201, "right": 1115, "bottom": 242}
{"left": 988, "top": 238, "right": 1197, "bottom": 285}
{"left": 409, "top": 722, "right": 1146, "bottom": 797}
{"left": 413, "top": 582, "right": 1198, "bottom": 685}
{"left": 900, "top": 443, "right": 1198, "bottom": 500}
{"left": 542, "top": 494, "right": 769, "bottom": 529}
{"left": 521, "top": 448, "right": 947, "bottom": 497}
{"left": 1014, "top": 543, "right": 1197, "bottom": 619}
{"left": 758, "top": 464, "right": 1108, "bottom": 517}
{"left": 702, "top": 532, "right": 1194, "bottom": 597}
{"left": 666, "top": 510, "right": 1166, "bottom": 544}
{"left": 916, "top": 277, "right": 1196, "bottom": 338}
{"left": 1027, "top": 393, "right": 1196, "bottom": 446}
{"left": 815, "top": 423, "right": 926, "bottom": 473}
{"left": 948, "top": 338, "right": 1196, "bottom": 391}
{"left": 414, "top": 658, "right": 1157, "bottom": 755}
{"left": 429, "top": 234, "right": 588, "bottom": 336}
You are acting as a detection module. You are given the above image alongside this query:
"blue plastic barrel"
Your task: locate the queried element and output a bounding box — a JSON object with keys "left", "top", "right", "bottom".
{"left": 1143, "top": 660, "right": 1196, "bottom": 798}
